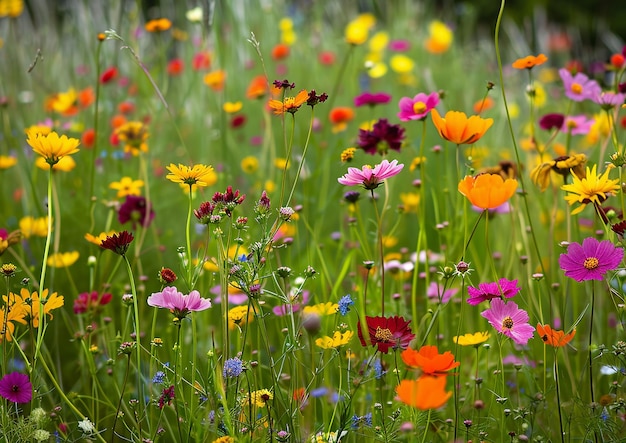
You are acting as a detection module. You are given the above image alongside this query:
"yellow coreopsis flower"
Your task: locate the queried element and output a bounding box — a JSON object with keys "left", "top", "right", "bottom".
{"left": 35, "top": 155, "right": 76, "bottom": 172}
{"left": 166, "top": 163, "right": 215, "bottom": 187}
{"left": 244, "top": 389, "right": 273, "bottom": 408}
{"left": 223, "top": 101, "right": 243, "bottom": 113}
{"left": 0, "top": 155, "right": 17, "bottom": 169}
{"left": 19, "top": 216, "right": 49, "bottom": 238}
{"left": 561, "top": 164, "right": 620, "bottom": 214}
{"left": 240, "top": 156, "right": 258, "bottom": 174}
{"left": 85, "top": 231, "right": 117, "bottom": 246}
{"left": 228, "top": 305, "right": 253, "bottom": 330}
{"left": 26, "top": 130, "right": 80, "bottom": 165}
{"left": 9, "top": 288, "right": 64, "bottom": 328}
{"left": 115, "top": 121, "right": 149, "bottom": 156}
{"left": 109, "top": 177, "right": 144, "bottom": 198}
{"left": 315, "top": 330, "right": 354, "bottom": 349}
{"left": 303, "top": 302, "right": 339, "bottom": 316}
{"left": 453, "top": 331, "right": 490, "bottom": 346}
{"left": 46, "top": 251, "right": 79, "bottom": 268}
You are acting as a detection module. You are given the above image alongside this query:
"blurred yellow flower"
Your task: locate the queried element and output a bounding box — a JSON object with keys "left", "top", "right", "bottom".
{"left": 279, "top": 17, "right": 293, "bottom": 31}
{"left": 538, "top": 68, "right": 559, "bottom": 83}
{"left": 390, "top": 55, "right": 415, "bottom": 73}
{"left": 315, "top": 331, "right": 354, "bottom": 349}
{"left": 586, "top": 112, "right": 611, "bottom": 145}
{"left": 228, "top": 305, "right": 253, "bottom": 330}
{"left": 223, "top": 101, "right": 243, "bottom": 113}
{"left": 26, "top": 130, "right": 80, "bottom": 165}
{"left": 166, "top": 163, "right": 215, "bottom": 187}
{"left": 425, "top": 20, "right": 453, "bottom": 54}
{"left": 369, "top": 31, "right": 388, "bottom": 52}
{"left": 274, "top": 158, "right": 289, "bottom": 169}
{"left": 341, "top": 147, "right": 356, "bottom": 162}
{"left": 409, "top": 156, "right": 427, "bottom": 171}
{"left": 0, "top": 155, "right": 17, "bottom": 169}
{"left": 35, "top": 155, "right": 75, "bottom": 172}
{"left": 19, "top": 216, "right": 49, "bottom": 238}
{"left": 345, "top": 13, "right": 376, "bottom": 45}
{"left": 46, "top": 251, "right": 79, "bottom": 268}
{"left": 241, "top": 156, "right": 259, "bottom": 173}
{"left": 145, "top": 18, "right": 172, "bottom": 32}
{"left": 400, "top": 192, "right": 420, "bottom": 213}
{"left": 382, "top": 235, "right": 398, "bottom": 248}
{"left": 303, "top": 302, "right": 338, "bottom": 316}
{"left": 367, "top": 61, "right": 387, "bottom": 78}
{"left": 49, "top": 88, "right": 77, "bottom": 114}
{"left": 530, "top": 83, "right": 547, "bottom": 107}
{"left": 204, "top": 70, "right": 226, "bottom": 91}
{"left": 109, "top": 177, "right": 144, "bottom": 198}
{"left": 0, "top": 0, "right": 24, "bottom": 17}
{"left": 115, "top": 121, "right": 149, "bottom": 156}
{"left": 264, "top": 180, "right": 276, "bottom": 193}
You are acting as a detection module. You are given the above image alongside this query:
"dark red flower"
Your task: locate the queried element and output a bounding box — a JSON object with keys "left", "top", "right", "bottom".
{"left": 357, "top": 118, "right": 405, "bottom": 155}
{"left": 100, "top": 66, "right": 118, "bottom": 84}
{"left": 73, "top": 291, "right": 113, "bottom": 314}
{"left": 100, "top": 231, "right": 134, "bottom": 256}
{"left": 307, "top": 90, "right": 329, "bottom": 108}
{"left": 212, "top": 186, "right": 245, "bottom": 216}
{"left": 230, "top": 114, "right": 247, "bottom": 128}
{"left": 0, "top": 372, "right": 32, "bottom": 403}
{"left": 118, "top": 195, "right": 155, "bottom": 228}
{"left": 158, "top": 385, "right": 175, "bottom": 409}
{"left": 354, "top": 92, "right": 392, "bottom": 107}
{"left": 167, "top": 58, "right": 184, "bottom": 76}
{"left": 539, "top": 113, "right": 565, "bottom": 131}
{"left": 358, "top": 315, "right": 415, "bottom": 353}
{"left": 158, "top": 267, "right": 177, "bottom": 284}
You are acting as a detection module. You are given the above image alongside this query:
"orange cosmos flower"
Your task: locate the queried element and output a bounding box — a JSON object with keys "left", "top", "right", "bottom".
{"left": 268, "top": 89, "right": 308, "bottom": 115}
{"left": 401, "top": 345, "right": 460, "bottom": 375}
{"left": 396, "top": 376, "right": 452, "bottom": 410}
{"left": 145, "top": 18, "right": 172, "bottom": 32}
{"left": 458, "top": 173, "right": 518, "bottom": 209}
{"left": 536, "top": 323, "right": 576, "bottom": 347}
{"left": 512, "top": 54, "right": 548, "bottom": 70}
{"left": 204, "top": 70, "right": 226, "bottom": 91}
{"left": 431, "top": 109, "right": 493, "bottom": 145}
{"left": 473, "top": 96, "right": 495, "bottom": 114}
{"left": 329, "top": 107, "right": 355, "bottom": 133}
{"left": 271, "top": 43, "right": 290, "bottom": 60}
{"left": 246, "top": 75, "right": 268, "bottom": 99}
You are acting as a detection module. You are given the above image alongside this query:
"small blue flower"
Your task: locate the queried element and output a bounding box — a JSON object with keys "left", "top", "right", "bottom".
{"left": 152, "top": 371, "right": 166, "bottom": 384}
{"left": 337, "top": 294, "right": 354, "bottom": 316}
{"left": 373, "top": 359, "right": 386, "bottom": 379}
{"left": 223, "top": 357, "right": 244, "bottom": 378}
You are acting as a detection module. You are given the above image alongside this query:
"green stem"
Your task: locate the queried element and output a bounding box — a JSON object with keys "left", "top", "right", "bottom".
{"left": 186, "top": 184, "right": 193, "bottom": 289}
{"left": 421, "top": 408, "right": 432, "bottom": 443}
{"left": 123, "top": 254, "right": 143, "bottom": 410}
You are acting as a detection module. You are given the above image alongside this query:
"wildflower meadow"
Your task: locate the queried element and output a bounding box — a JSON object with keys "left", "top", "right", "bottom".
{"left": 2, "top": 0, "right": 626, "bottom": 442}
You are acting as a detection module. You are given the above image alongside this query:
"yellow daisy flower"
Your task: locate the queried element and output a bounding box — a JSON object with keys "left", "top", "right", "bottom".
{"left": 315, "top": 330, "right": 354, "bottom": 349}
{"left": 109, "top": 177, "right": 144, "bottom": 198}
{"left": 26, "top": 130, "right": 80, "bottom": 165}
{"left": 453, "top": 331, "right": 490, "bottom": 346}
{"left": 561, "top": 164, "right": 620, "bottom": 214}
{"left": 166, "top": 163, "right": 215, "bottom": 187}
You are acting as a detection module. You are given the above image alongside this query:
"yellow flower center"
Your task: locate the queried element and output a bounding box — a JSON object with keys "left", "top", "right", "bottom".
{"left": 583, "top": 257, "right": 599, "bottom": 270}
{"left": 374, "top": 326, "right": 394, "bottom": 342}
{"left": 501, "top": 316, "right": 514, "bottom": 330}
{"left": 571, "top": 83, "right": 583, "bottom": 94}
{"left": 413, "top": 101, "right": 427, "bottom": 114}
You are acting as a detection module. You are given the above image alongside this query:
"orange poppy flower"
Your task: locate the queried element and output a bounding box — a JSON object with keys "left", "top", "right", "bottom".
{"left": 512, "top": 53, "right": 548, "bottom": 70}
{"left": 204, "top": 70, "right": 226, "bottom": 91}
{"left": 401, "top": 345, "right": 460, "bottom": 375}
{"left": 329, "top": 107, "right": 355, "bottom": 133}
{"left": 272, "top": 43, "right": 290, "bottom": 60}
{"left": 268, "top": 90, "right": 308, "bottom": 115}
{"left": 246, "top": 75, "right": 268, "bottom": 99}
{"left": 473, "top": 96, "right": 494, "bottom": 114}
{"left": 458, "top": 173, "right": 518, "bottom": 209}
{"left": 431, "top": 109, "right": 493, "bottom": 145}
{"left": 145, "top": 18, "right": 172, "bottom": 33}
{"left": 536, "top": 323, "right": 576, "bottom": 347}
{"left": 396, "top": 376, "right": 452, "bottom": 410}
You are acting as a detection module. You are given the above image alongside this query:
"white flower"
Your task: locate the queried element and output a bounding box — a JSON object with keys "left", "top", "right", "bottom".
{"left": 78, "top": 418, "right": 96, "bottom": 434}
{"left": 186, "top": 7, "right": 203, "bottom": 23}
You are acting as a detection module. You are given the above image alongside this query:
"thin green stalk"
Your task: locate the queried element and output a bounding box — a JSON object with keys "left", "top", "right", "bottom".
{"left": 371, "top": 188, "right": 386, "bottom": 316}
{"left": 554, "top": 350, "right": 566, "bottom": 443}
{"left": 88, "top": 38, "right": 104, "bottom": 234}
{"left": 421, "top": 409, "right": 432, "bottom": 443}
{"left": 111, "top": 355, "right": 131, "bottom": 442}
{"left": 186, "top": 184, "right": 193, "bottom": 288}
{"left": 122, "top": 254, "right": 143, "bottom": 411}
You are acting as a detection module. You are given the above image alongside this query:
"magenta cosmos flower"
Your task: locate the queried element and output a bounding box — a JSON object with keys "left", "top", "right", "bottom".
{"left": 338, "top": 159, "right": 404, "bottom": 190}
{"left": 559, "top": 237, "right": 623, "bottom": 282}
{"left": 561, "top": 115, "right": 595, "bottom": 135}
{"left": 147, "top": 286, "right": 212, "bottom": 319}
{"left": 481, "top": 299, "right": 534, "bottom": 346}
{"left": 559, "top": 68, "right": 601, "bottom": 102}
{"left": 354, "top": 92, "right": 392, "bottom": 107}
{"left": 0, "top": 372, "right": 33, "bottom": 403}
{"left": 467, "top": 277, "right": 520, "bottom": 305}
{"left": 397, "top": 91, "right": 439, "bottom": 121}
{"left": 593, "top": 91, "right": 626, "bottom": 109}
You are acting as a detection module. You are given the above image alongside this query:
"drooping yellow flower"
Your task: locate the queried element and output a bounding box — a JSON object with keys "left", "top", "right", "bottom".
{"left": 458, "top": 173, "right": 518, "bottom": 209}
{"left": 46, "top": 251, "right": 79, "bottom": 268}
{"left": 109, "top": 177, "right": 144, "bottom": 198}
{"left": 35, "top": 155, "right": 76, "bottom": 172}
{"left": 115, "top": 121, "right": 149, "bottom": 156}
{"left": 0, "top": 155, "right": 17, "bottom": 169}
{"left": 303, "top": 302, "right": 339, "bottom": 316}
{"left": 228, "top": 305, "right": 253, "bottom": 330}
{"left": 561, "top": 164, "right": 620, "bottom": 214}
{"left": 431, "top": 109, "right": 493, "bottom": 145}
{"left": 19, "top": 216, "right": 49, "bottom": 238}
{"left": 26, "top": 130, "right": 80, "bottom": 165}
{"left": 453, "top": 331, "right": 490, "bottom": 346}
{"left": 166, "top": 163, "right": 215, "bottom": 187}
{"left": 0, "top": 305, "right": 27, "bottom": 342}
{"left": 315, "top": 330, "right": 354, "bottom": 349}
{"left": 530, "top": 154, "right": 587, "bottom": 191}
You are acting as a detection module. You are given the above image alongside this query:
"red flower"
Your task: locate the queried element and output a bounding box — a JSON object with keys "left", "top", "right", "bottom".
{"left": 272, "top": 43, "right": 290, "bottom": 60}
{"left": 358, "top": 315, "right": 415, "bottom": 353}
{"left": 167, "top": 58, "right": 184, "bottom": 76}
{"left": 100, "top": 231, "right": 134, "bottom": 256}
{"left": 100, "top": 66, "right": 118, "bottom": 84}
{"left": 73, "top": 291, "right": 113, "bottom": 314}
{"left": 158, "top": 385, "right": 175, "bottom": 409}
{"left": 401, "top": 345, "right": 460, "bottom": 375}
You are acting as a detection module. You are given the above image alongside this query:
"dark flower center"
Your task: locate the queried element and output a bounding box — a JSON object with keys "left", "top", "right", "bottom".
{"left": 583, "top": 257, "right": 599, "bottom": 270}
{"left": 502, "top": 316, "right": 514, "bottom": 330}
{"left": 374, "top": 326, "right": 394, "bottom": 342}
{"left": 12, "top": 384, "right": 19, "bottom": 392}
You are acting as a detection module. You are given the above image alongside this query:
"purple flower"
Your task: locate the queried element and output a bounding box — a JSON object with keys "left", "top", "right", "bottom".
{"left": 467, "top": 278, "right": 521, "bottom": 305}
{"left": 561, "top": 115, "right": 595, "bottom": 135}
{"left": 397, "top": 92, "right": 439, "bottom": 121}
{"left": 354, "top": 92, "right": 392, "bottom": 107}
{"left": 559, "top": 237, "right": 623, "bottom": 282}
{"left": 426, "top": 282, "right": 458, "bottom": 303}
{"left": 593, "top": 91, "right": 626, "bottom": 109}
{"left": 118, "top": 195, "right": 155, "bottom": 228}
{"left": 559, "top": 68, "right": 602, "bottom": 102}
{"left": 480, "top": 299, "right": 534, "bottom": 346}
{"left": 223, "top": 357, "right": 244, "bottom": 378}
{"left": 539, "top": 113, "right": 565, "bottom": 131}
{"left": 338, "top": 159, "right": 404, "bottom": 190}
{"left": 357, "top": 118, "right": 405, "bottom": 155}
{"left": 147, "top": 286, "right": 212, "bottom": 319}
{"left": 389, "top": 40, "right": 410, "bottom": 52}
{"left": 0, "top": 372, "right": 32, "bottom": 403}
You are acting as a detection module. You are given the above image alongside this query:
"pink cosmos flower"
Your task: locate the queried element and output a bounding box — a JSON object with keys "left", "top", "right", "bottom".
{"left": 561, "top": 115, "right": 595, "bottom": 135}
{"left": 467, "top": 278, "right": 521, "bottom": 305}
{"left": 0, "top": 372, "right": 32, "bottom": 403}
{"left": 593, "top": 91, "right": 626, "bottom": 109}
{"left": 481, "top": 299, "right": 534, "bottom": 346}
{"left": 338, "top": 159, "right": 404, "bottom": 190}
{"left": 147, "top": 286, "right": 212, "bottom": 319}
{"left": 427, "top": 282, "right": 458, "bottom": 303}
{"left": 354, "top": 92, "right": 392, "bottom": 107}
{"left": 559, "top": 68, "right": 601, "bottom": 102}
{"left": 559, "top": 237, "right": 623, "bottom": 282}
{"left": 397, "top": 92, "right": 439, "bottom": 121}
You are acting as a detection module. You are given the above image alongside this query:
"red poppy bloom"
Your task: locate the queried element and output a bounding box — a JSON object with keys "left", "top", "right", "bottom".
{"left": 318, "top": 51, "right": 336, "bottom": 65}
{"left": 400, "top": 345, "right": 459, "bottom": 375}
{"left": 192, "top": 51, "right": 211, "bottom": 71}
{"left": 167, "top": 58, "right": 184, "bottom": 76}
{"left": 100, "top": 66, "right": 118, "bottom": 84}
{"left": 81, "top": 128, "right": 95, "bottom": 149}
{"left": 272, "top": 43, "right": 290, "bottom": 60}
{"left": 358, "top": 315, "right": 415, "bottom": 353}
